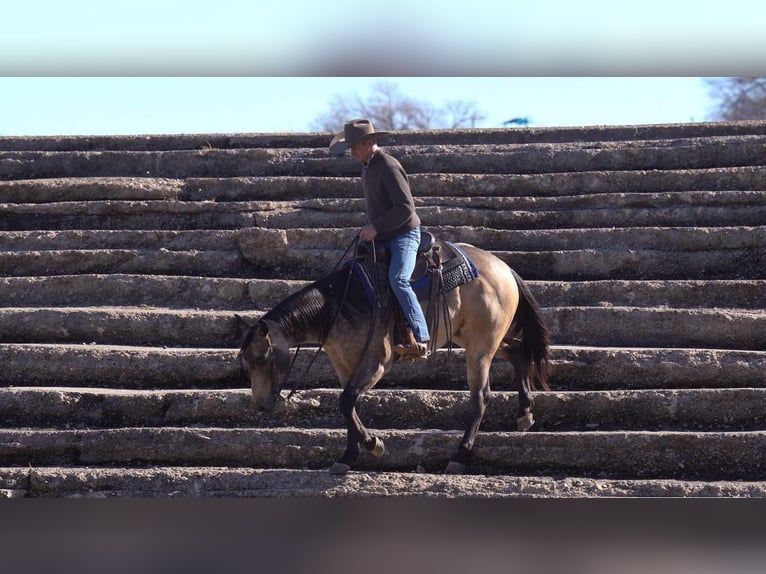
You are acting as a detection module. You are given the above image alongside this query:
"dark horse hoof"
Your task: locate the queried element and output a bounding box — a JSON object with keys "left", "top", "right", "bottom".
{"left": 366, "top": 436, "right": 385, "bottom": 458}
{"left": 517, "top": 413, "right": 535, "bottom": 432}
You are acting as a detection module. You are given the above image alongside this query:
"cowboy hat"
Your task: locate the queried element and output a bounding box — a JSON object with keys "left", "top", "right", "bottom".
{"left": 328, "top": 118, "right": 390, "bottom": 155}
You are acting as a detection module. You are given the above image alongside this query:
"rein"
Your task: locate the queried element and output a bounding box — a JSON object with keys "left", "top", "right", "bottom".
{"left": 282, "top": 233, "right": 363, "bottom": 401}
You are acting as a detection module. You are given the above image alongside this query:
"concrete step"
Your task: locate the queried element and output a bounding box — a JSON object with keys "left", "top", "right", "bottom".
{"left": 4, "top": 225, "right": 760, "bottom": 254}
{"left": 185, "top": 167, "right": 766, "bottom": 201}
{"left": 1, "top": 344, "right": 764, "bottom": 391}
{"left": 254, "top": 198, "right": 766, "bottom": 231}
{"left": 3, "top": 466, "right": 765, "bottom": 498}
{"left": 0, "top": 249, "right": 253, "bottom": 278}
{"left": 3, "top": 275, "right": 763, "bottom": 311}
{"left": 0, "top": 426, "right": 764, "bottom": 480}
{"left": 6, "top": 167, "right": 766, "bottom": 205}
{"left": 2, "top": 136, "right": 765, "bottom": 180}
{"left": 0, "top": 305, "right": 763, "bottom": 349}
{"left": 0, "top": 200, "right": 257, "bottom": 231}
{"left": 1, "top": 387, "right": 763, "bottom": 432}
{"left": 239, "top": 226, "right": 766, "bottom": 280}
{"left": 1, "top": 122, "right": 764, "bottom": 497}
{"left": 0, "top": 228, "right": 240, "bottom": 251}
{"left": 3, "top": 245, "right": 761, "bottom": 282}
{"left": 4, "top": 192, "right": 764, "bottom": 232}
{"left": 3, "top": 122, "right": 765, "bottom": 152}
{"left": 3, "top": 244, "right": 761, "bottom": 281}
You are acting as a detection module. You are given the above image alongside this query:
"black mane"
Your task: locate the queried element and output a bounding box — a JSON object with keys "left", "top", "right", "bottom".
{"left": 260, "top": 265, "right": 372, "bottom": 342}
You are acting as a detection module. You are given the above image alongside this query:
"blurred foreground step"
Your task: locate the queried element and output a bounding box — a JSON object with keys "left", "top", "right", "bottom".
{"left": 2, "top": 387, "right": 765, "bottom": 432}
{"left": 1, "top": 344, "right": 764, "bottom": 391}
{"left": 0, "top": 305, "right": 763, "bottom": 349}
{"left": 2, "top": 466, "right": 765, "bottom": 498}
{"left": 1, "top": 427, "right": 765, "bottom": 480}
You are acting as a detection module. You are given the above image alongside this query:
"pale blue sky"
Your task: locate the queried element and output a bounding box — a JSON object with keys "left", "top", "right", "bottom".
{"left": 1, "top": 0, "right": 763, "bottom": 136}
{"left": 0, "top": 77, "right": 716, "bottom": 136}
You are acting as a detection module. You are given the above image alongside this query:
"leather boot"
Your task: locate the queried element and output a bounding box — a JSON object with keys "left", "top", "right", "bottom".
{"left": 393, "top": 330, "right": 430, "bottom": 362}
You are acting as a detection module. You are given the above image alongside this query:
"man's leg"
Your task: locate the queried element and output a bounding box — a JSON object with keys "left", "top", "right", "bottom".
{"left": 387, "top": 228, "right": 430, "bottom": 359}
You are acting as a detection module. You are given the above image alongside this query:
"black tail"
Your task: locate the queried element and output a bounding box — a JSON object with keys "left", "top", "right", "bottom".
{"left": 505, "top": 268, "right": 551, "bottom": 391}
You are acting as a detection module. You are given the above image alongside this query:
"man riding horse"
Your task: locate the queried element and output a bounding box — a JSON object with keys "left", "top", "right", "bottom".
{"left": 329, "top": 118, "right": 430, "bottom": 361}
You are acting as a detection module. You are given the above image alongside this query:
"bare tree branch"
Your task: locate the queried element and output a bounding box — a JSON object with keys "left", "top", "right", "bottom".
{"left": 311, "top": 81, "right": 485, "bottom": 132}
{"left": 706, "top": 77, "right": 766, "bottom": 121}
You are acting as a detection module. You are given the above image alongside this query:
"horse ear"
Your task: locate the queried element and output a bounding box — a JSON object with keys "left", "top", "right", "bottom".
{"left": 234, "top": 313, "right": 255, "bottom": 328}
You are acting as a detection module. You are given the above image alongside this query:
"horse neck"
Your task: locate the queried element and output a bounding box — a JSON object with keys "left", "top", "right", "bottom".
{"left": 261, "top": 285, "right": 330, "bottom": 346}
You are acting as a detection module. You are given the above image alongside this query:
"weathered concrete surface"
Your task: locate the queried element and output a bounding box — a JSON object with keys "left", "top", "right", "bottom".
{"left": 1, "top": 344, "right": 764, "bottom": 390}
{"left": 0, "top": 228, "right": 241, "bottom": 251}
{"left": 2, "top": 136, "right": 766, "bottom": 179}
{"left": 0, "top": 305, "right": 763, "bottom": 349}
{"left": 2, "top": 275, "right": 763, "bottom": 310}
{"left": 1, "top": 427, "right": 764, "bottom": 480}
{"left": 2, "top": 122, "right": 765, "bottom": 497}
{"left": 239, "top": 225, "right": 766, "bottom": 252}
{"left": 0, "top": 249, "right": 251, "bottom": 277}
{"left": 1, "top": 387, "right": 764, "bottom": 432}
{"left": 183, "top": 167, "right": 766, "bottom": 202}
{"left": 2, "top": 121, "right": 764, "bottom": 152}
{"left": 0, "top": 177, "right": 183, "bottom": 203}
{"left": 2, "top": 466, "right": 766, "bottom": 498}
{"left": 4, "top": 224, "right": 763, "bottom": 255}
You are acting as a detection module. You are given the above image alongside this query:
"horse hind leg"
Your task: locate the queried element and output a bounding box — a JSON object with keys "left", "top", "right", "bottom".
{"left": 513, "top": 354, "right": 536, "bottom": 431}
{"left": 445, "top": 355, "right": 493, "bottom": 474}
{"left": 497, "top": 343, "right": 536, "bottom": 432}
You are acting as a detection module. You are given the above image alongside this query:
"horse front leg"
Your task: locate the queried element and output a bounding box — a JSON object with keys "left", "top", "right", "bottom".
{"left": 445, "top": 355, "right": 492, "bottom": 474}
{"left": 328, "top": 364, "right": 387, "bottom": 476}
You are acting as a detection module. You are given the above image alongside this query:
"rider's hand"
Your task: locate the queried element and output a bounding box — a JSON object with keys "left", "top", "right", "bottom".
{"left": 359, "top": 224, "right": 378, "bottom": 241}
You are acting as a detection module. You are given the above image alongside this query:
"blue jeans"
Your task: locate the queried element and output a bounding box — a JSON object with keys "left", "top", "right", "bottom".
{"left": 381, "top": 227, "right": 430, "bottom": 343}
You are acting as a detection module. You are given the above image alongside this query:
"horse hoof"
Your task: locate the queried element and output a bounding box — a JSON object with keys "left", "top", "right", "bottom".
{"left": 444, "top": 460, "right": 466, "bottom": 475}
{"left": 328, "top": 462, "right": 351, "bottom": 475}
{"left": 517, "top": 413, "right": 535, "bottom": 432}
{"left": 369, "top": 436, "right": 385, "bottom": 458}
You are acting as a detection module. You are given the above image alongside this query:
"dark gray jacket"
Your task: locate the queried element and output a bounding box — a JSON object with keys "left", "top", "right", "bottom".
{"left": 362, "top": 149, "right": 420, "bottom": 240}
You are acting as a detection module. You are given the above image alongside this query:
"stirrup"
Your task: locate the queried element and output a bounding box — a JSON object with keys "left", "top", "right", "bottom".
{"left": 394, "top": 341, "right": 430, "bottom": 362}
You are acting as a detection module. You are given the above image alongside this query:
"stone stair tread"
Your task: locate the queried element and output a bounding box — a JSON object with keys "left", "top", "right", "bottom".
{"left": 3, "top": 225, "right": 762, "bottom": 251}
{"left": 0, "top": 343, "right": 764, "bottom": 390}
{"left": 5, "top": 200, "right": 765, "bottom": 232}
{"left": 2, "top": 275, "right": 763, "bottom": 310}
{"left": 2, "top": 122, "right": 765, "bottom": 495}
{"left": 1, "top": 427, "right": 764, "bottom": 480}
{"left": 2, "top": 121, "right": 765, "bottom": 151}
{"left": 6, "top": 166, "right": 766, "bottom": 205}
{"left": 1, "top": 386, "right": 764, "bottom": 432}
{"left": 3, "top": 466, "right": 765, "bottom": 498}
{"left": 239, "top": 225, "right": 766, "bottom": 250}
{"left": 3, "top": 135, "right": 766, "bottom": 179}
{"left": 183, "top": 167, "right": 766, "bottom": 202}
{"left": 0, "top": 304, "right": 763, "bottom": 349}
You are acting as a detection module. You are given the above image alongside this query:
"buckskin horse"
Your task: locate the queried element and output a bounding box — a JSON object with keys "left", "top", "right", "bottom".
{"left": 238, "top": 234, "right": 551, "bottom": 475}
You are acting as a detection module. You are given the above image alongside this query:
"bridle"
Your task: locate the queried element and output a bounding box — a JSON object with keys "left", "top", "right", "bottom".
{"left": 240, "top": 233, "right": 367, "bottom": 402}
